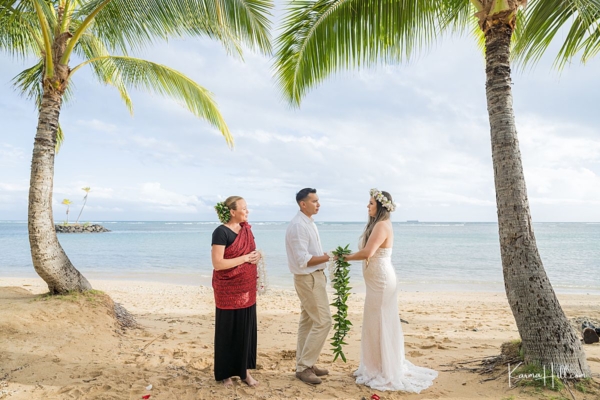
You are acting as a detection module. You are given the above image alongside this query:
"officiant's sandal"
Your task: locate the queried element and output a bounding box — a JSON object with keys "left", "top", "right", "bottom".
{"left": 296, "top": 368, "right": 322, "bottom": 384}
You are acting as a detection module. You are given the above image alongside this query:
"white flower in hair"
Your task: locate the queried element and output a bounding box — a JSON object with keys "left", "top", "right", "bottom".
{"left": 369, "top": 188, "right": 396, "bottom": 212}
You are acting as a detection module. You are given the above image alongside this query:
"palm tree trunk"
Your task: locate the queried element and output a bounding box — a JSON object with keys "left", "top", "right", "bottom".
{"left": 484, "top": 20, "right": 590, "bottom": 376}
{"left": 75, "top": 196, "right": 87, "bottom": 224}
{"left": 28, "top": 88, "right": 92, "bottom": 294}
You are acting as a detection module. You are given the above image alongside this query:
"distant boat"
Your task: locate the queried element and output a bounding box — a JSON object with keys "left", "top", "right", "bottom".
{"left": 406, "top": 220, "right": 419, "bottom": 223}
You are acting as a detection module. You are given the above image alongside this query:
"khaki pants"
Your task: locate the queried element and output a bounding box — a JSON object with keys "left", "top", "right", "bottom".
{"left": 293, "top": 270, "right": 332, "bottom": 372}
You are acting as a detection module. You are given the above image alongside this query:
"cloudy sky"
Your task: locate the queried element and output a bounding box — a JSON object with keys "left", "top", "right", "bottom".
{"left": 1, "top": 4, "right": 599, "bottom": 222}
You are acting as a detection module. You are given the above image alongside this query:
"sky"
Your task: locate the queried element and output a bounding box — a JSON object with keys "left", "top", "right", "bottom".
{"left": 1, "top": 4, "right": 599, "bottom": 222}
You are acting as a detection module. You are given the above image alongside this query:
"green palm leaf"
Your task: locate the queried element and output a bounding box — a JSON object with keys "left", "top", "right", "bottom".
{"left": 273, "top": 0, "right": 441, "bottom": 106}
{"left": 56, "top": 123, "right": 65, "bottom": 153}
{"left": 513, "top": 0, "right": 600, "bottom": 68}
{"left": 0, "top": 1, "right": 43, "bottom": 57}
{"left": 12, "top": 58, "right": 75, "bottom": 108}
{"left": 77, "top": 56, "right": 233, "bottom": 146}
{"left": 75, "top": 31, "right": 134, "bottom": 113}
{"left": 75, "top": 0, "right": 272, "bottom": 55}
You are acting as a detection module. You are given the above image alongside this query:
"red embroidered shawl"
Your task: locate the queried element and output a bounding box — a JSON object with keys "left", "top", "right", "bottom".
{"left": 212, "top": 222, "right": 257, "bottom": 309}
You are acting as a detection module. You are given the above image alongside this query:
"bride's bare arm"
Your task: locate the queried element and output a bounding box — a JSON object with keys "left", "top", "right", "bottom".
{"left": 345, "top": 222, "right": 390, "bottom": 261}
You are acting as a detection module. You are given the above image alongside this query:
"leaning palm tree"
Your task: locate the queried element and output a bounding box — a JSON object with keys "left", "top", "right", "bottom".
{"left": 274, "top": 0, "right": 590, "bottom": 376}
{"left": 61, "top": 198, "right": 72, "bottom": 224}
{"left": 75, "top": 186, "right": 90, "bottom": 224}
{"left": 1, "top": 0, "right": 272, "bottom": 294}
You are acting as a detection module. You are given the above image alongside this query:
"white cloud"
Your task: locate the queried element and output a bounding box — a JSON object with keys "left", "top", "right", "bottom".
{"left": 137, "top": 182, "right": 201, "bottom": 212}
{"left": 1, "top": 23, "right": 599, "bottom": 222}
{"left": 0, "top": 144, "right": 26, "bottom": 167}
{"left": 518, "top": 116, "right": 600, "bottom": 207}
{"left": 74, "top": 119, "right": 119, "bottom": 134}
{"left": 0, "top": 182, "right": 28, "bottom": 192}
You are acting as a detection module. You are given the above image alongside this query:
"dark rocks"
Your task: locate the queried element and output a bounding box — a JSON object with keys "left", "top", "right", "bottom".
{"left": 54, "top": 224, "right": 111, "bottom": 233}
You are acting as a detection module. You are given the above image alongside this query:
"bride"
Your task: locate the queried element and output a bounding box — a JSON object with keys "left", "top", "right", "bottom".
{"left": 344, "top": 189, "right": 438, "bottom": 392}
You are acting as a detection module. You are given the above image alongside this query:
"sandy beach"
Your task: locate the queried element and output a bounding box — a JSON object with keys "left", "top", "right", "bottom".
{"left": 1, "top": 277, "right": 599, "bottom": 399}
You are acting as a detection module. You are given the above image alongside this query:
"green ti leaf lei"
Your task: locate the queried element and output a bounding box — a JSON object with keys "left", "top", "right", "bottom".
{"left": 329, "top": 244, "right": 352, "bottom": 362}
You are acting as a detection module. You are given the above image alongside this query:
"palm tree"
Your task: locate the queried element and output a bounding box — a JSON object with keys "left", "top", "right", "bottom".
{"left": 1, "top": 0, "right": 272, "bottom": 294}
{"left": 61, "top": 198, "right": 72, "bottom": 224}
{"left": 75, "top": 186, "right": 90, "bottom": 224}
{"left": 273, "top": 0, "right": 590, "bottom": 376}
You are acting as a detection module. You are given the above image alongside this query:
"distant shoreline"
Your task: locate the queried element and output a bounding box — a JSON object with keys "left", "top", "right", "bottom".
{"left": 2, "top": 273, "right": 598, "bottom": 296}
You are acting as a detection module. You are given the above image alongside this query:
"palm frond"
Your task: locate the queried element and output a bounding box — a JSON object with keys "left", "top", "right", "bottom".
{"left": 0, "top": 2, "right": 43, "bottom": 57}
{"left": 79, "top": 56, "right": 233, "bottom": 146}
{"left": 74, "top": 0, "right": 272, "bottom": 55}
{"left": 273, "top": 0, "right": 442, "bottom": 106}
{"left": 436, "top": 0, "right": 473, "bottom": 33}
{"left": 513, "top": 0, "right": 600, "bottom": 69}
{"left": 11, "top": 59, "right": 44, "bottom": 107}
{"left": 12, "top": 58, "right": 75, "bottom": 108}
{"left": 75, "top": 31, "right": 133, "bottom": 113}
{"left": 56, "top": 123, "right": 65, "bottom": 153}
{"left": 437, "top": 1, "right": 487, "bottom": 55}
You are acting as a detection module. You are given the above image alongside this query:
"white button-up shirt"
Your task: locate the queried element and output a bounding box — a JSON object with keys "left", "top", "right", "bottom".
{"left": 285, "top": 211, "right": 325, "bottom": 275}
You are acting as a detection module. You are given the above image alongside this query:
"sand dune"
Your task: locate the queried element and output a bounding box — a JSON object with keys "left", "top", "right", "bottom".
{"left": 1, "top": 277, "right": 599, "bottom": 399}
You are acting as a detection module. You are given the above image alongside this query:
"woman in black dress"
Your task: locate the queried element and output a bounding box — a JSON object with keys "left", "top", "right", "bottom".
{"left": 211, "top": 195, "right": 261, "bottom": 386}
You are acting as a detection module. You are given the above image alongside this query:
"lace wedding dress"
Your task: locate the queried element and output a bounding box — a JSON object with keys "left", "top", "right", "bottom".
{"left": 354, "top": 247, "right": 438, "bottom": 392}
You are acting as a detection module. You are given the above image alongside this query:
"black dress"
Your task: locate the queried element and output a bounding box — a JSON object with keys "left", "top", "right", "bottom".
{"left": 212, "top": 225, "right": 257, "bottom": 381}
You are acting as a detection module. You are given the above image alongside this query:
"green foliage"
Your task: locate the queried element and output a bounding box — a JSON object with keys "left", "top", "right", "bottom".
{"left": 574, "top": 378, "right": 595, "bottom": 393}
{"left": 329, "top": 244, "right": 352, "bottom": 362}
{"left": 214, "top": 201, "right": 231, "bottom": 223}
{"left": 502, "top": 339, "right": 524, "bottom": 360}
{"left": 513, "top": 363, "right": 564, "bottom": 391}
{"left": 513, "top": 1, "right": 600, "bottom": 69}
{"left": 274, "top": 0, "right": 440, "bottom": 106}
{"left": 0, "top": 0, "right": 274, "bottom": 147}
{"left": 37, "top": 289, "right": 106, "bottom": 303}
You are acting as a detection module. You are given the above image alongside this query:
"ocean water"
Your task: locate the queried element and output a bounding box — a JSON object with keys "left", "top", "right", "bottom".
{"left": 0, "top": 221, "right": 599, "bottom": 294}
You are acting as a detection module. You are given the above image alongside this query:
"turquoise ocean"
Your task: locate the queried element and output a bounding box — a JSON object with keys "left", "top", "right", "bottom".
{"left": 1, "top": 221, "right": 598, "bottom": 294}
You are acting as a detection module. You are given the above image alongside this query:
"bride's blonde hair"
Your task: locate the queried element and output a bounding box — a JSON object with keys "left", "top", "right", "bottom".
{"left": 360, "top": 190, "right": 393, "bottom": 247}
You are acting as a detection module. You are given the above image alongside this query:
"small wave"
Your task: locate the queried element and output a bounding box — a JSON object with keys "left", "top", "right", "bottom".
{"left": 411, "top": 223, "right": 465, "bottom": 227}
{"left": 164, "top": 222, "right": 178, "bottom": 225}
{"left": 182, "top": 223, "right": 193, "bottom": 225}
{"left": 196, "top": 222, "right": 219, "bottom": 225}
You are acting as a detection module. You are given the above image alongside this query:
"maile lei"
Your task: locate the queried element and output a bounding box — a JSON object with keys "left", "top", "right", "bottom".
{"left": 327, "top": 244, "right": 352, "bottom": 362}
{"left": 256, "top": 249, "right": 268, "bottom": 295}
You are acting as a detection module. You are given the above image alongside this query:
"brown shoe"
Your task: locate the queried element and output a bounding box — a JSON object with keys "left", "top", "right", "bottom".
{"left": 295, "top": 368, "right": 322, "bottom": 384}
{"left": 311, "top": 365, "right": 329, "bottom": 376}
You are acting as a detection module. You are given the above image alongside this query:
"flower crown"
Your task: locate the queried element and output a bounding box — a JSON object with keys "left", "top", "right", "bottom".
{"left": 214, "top": 202, "right": 231, "bottom": 223}
{"left": 370, "top": 188, "right": 396, "bottom": 212}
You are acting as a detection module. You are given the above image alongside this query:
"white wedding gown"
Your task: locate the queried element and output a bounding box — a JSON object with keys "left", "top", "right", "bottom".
{"left": 354, "top": 247, "right": 438, "bottom": 392}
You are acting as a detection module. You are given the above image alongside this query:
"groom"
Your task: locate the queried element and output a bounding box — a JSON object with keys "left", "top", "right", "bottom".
{"left": 285, "top": 188, "right": 332, "bottom": 385}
